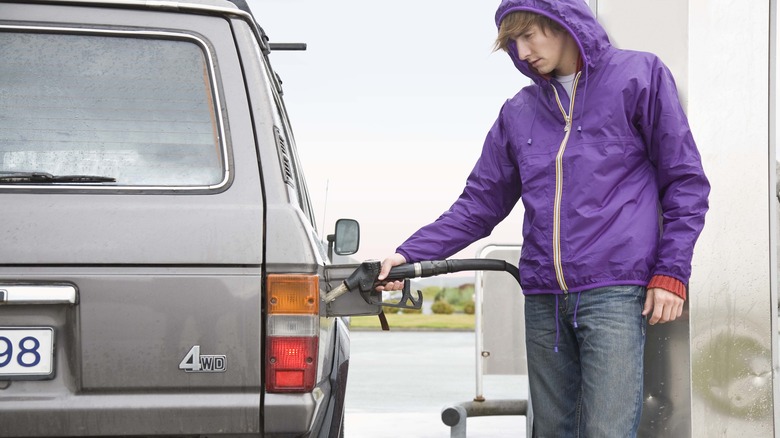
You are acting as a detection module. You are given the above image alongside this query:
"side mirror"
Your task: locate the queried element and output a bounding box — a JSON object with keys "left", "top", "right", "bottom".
{"left": 327, "top": 218, "right": 360, "bottom": 259}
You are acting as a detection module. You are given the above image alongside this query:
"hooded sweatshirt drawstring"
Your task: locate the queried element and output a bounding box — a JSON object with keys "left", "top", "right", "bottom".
{"left": 577, "top": 63, "right": 589, "bottom": 133}
{"left": 573, "top": 291, "right": 582, "bottom": 328}
{"left": 553, "top": 292, "right": 582, "bottom": 353}
{"left": 527, "top": 86, "right": 541, "bottom": 145}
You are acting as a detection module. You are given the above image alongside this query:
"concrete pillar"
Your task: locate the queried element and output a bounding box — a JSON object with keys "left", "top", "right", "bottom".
{"left": 595, "top": 1, "right": 777, "bottom": 436}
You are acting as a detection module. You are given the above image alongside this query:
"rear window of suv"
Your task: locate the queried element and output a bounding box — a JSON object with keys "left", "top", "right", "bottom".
{"left": 0, "top": 29, "right": 227, "bottom": 188}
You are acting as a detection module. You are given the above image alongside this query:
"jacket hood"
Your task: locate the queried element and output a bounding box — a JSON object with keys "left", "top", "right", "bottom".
{"left": 495, "top": 0, "right": 611, "bottom": 83}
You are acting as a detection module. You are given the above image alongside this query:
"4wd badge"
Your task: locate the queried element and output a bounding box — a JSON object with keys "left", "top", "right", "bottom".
{"left": 179, "top": 345, "right": 226, "bottom": 373}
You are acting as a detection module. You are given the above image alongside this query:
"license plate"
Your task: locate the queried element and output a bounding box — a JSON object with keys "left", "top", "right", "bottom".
{"left": 0, "top": 327, "right": 55, "bottom": 379}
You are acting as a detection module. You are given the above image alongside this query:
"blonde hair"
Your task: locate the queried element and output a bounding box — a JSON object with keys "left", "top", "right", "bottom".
{"left": 494, "top": 11, "right": 566, "bottom": 52}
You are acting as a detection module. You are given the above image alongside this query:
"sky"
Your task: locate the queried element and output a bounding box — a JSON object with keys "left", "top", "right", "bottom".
{"left": 248, "top": 0, "right": 531, "bottom": 263}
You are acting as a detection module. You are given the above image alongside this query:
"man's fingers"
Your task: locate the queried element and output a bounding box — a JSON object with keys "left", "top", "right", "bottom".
{"left": 650, "top": 295, "right": 673, "bottom": 325}
{"left": 378, "top": 253, "right": 407, "bottom": 281}
{"left": 377, "top": 280, "right": 404, "bottom": 292}
{"left": 662, "top": 301, "right": 673, "bottom": 323}
{"left": 376, "top": 257, "right": 405, "bottom": 291}
{"left": 646, "top": 288, "right": 685, "bottom": 325}
{"left": 642, "top": 289, "right": 654, "bottom": 316}
{"left": 649, "top": 304, "right": 663, "bottom": 325}
{"left": 669, "top": 299, "right": 682, "bottom": 320}
{"left": 377, "top": 260, "right": 392, "bottom": 281}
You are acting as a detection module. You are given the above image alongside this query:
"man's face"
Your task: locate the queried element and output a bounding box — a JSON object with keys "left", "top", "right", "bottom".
{"left": 513, "top": 25, "right": 569, "bottom": 76}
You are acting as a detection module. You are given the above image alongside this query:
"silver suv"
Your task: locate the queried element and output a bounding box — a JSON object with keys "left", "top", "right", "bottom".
{"left": 0, "top": 1, "right": 377, "bottom": 436}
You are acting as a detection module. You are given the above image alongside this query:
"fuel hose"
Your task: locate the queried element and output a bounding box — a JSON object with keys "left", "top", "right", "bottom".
{"left": 386, "top": 259, "right": 520, "bottom": 285}
{"left": 324, "top": 258, "right": 520, "bottom": 304}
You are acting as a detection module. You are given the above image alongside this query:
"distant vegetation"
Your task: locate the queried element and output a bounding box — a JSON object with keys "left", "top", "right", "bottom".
{"left": 350, "top": 313, "right": 475, "bottom": 330}
{"left": 351, "top": 284, "right": 477, "bottom": 329}
{"left": 426, "top": 284, "right": 475, "bottom": 314}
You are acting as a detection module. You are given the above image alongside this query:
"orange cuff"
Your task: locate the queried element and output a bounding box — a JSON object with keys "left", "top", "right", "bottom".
{"left": 647, "top": 275, "right": 686, "bottom": 300}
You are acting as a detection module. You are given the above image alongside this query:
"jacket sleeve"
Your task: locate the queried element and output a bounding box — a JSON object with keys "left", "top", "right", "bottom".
{"left": 396, "top": 103, "right": 522, "bottom": 263}
{"left": 636, "top": 58, "right": 710, "bottom": 285}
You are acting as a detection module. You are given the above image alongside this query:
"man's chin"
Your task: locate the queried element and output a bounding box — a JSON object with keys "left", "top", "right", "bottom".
{"left": 531, "top": 65, "right": 552, "bottom": 77}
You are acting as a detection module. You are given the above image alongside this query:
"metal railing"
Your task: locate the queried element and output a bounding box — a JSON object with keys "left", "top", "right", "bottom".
{"left": 441, "top": 244, "right": 530, "bottom": 437}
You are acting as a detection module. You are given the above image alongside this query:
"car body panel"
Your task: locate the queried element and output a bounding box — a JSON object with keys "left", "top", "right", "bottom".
{"left": 0, "top": 2, "right": 373, "bottom": 436}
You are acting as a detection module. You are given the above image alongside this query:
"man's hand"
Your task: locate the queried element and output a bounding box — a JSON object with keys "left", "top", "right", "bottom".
{"left": 375, "top": 253, "right": 407, "bottom": 292}
{"left": 642, "top": 287, "right": 684, "bottom": 325}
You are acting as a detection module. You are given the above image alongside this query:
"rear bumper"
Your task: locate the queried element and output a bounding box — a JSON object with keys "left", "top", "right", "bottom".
{"left": 264, "top": 389, "right": 326, "bottom": 437}
{"left": 0, "top": 391, "right": 261, "bottom": 436}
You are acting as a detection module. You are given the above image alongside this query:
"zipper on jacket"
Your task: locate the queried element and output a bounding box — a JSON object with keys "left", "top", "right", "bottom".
{"left": 550, "top": 72, "right": 582, "bottom": 292}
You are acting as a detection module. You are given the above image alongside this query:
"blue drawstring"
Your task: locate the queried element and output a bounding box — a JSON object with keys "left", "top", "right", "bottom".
{"left": 573, "top": 291, "right": 582, "bottom": 328}
{"left": 554, "top": 292, "right": 582, "bottom": 353}
{"left": 554, "top": 294, "right": 560, "bottom": 353}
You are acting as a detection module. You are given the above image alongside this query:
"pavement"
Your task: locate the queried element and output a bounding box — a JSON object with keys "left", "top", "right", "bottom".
{"left": 344, "top": 331, "right": 529, "bottom": 437}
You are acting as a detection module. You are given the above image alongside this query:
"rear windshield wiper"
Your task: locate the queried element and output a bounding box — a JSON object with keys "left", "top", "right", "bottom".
{"left": 0, "top": 171, "right": 116, "bottom": 184}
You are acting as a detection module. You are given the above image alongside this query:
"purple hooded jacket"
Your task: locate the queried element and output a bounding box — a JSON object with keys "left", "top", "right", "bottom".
{"left": 395, "top": 0, "right": 710, "bottom": 295}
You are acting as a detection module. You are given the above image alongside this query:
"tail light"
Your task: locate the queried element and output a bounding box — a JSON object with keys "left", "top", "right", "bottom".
{"left": 266, "top": 274, "right": 319, "bottom": 393}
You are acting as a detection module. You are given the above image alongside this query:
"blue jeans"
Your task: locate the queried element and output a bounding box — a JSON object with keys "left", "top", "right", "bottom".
{"left": 525, "top": 285, "right": 646, "bottom": 438}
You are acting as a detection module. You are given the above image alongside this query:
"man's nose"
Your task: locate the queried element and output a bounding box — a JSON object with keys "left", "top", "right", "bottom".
{"left": 516, "top": 41, "right": 531, "bottom": 60}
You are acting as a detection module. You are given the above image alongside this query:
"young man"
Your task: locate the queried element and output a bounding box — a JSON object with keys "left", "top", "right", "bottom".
{"left": 378, "top": 0, "right": 710, "bottom": 436}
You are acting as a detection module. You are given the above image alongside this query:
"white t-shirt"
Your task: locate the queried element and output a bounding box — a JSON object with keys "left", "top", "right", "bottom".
{"left": 554, "top": 72, "right": 577, "bottom": 98}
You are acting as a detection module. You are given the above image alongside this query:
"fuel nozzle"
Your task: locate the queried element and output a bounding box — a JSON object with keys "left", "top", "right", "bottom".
{"left": 323, "top": 260, "right": 423, "bottom": 311}
{"left": 324, "top": 260, "right": 381, "bottom": 303}
{"left": 344, "top": 260, "right": 382, "bottom": 292}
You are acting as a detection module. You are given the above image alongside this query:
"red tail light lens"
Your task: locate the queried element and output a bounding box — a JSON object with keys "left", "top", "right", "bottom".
{"left": 266, "top": 337, "right": 318, "bottom": 392}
